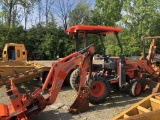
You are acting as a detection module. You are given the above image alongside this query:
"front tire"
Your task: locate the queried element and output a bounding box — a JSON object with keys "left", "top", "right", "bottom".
{"left": 129, "top": 80, "right": 142, "bottom": 97}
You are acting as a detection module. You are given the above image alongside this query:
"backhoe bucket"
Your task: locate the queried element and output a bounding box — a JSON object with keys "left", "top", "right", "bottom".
{"left": 69, "top": 87, "right": 89, "bottom": 114}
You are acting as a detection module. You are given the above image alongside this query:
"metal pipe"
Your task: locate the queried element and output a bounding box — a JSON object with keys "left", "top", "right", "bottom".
{"left": 84, "top": 32, "right": 88, "bottom": 47}
{"left": 99, "top": 35, "right": 106, "bottom": 55}
{"left": 114, "top": 32, "right": 123, "bottom": 55}
{"left": 142, "top": 36, "right": 160, "bottom": 40}
{"left": 141, "top": 37, "right": 146, "bottom": 59}
{"left": 74, "top": 32, "right": 78, "bottom": 51}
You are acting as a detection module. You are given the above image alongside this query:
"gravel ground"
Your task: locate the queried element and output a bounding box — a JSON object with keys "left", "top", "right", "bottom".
{"left": 0, "top": 80, "right": 152, "bottom": 120}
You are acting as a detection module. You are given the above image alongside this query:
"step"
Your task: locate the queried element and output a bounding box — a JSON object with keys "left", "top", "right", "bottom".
{"left": 150, "top": 97, "right": 160, "bottom": 110}
{"left": 137, "top": 105, "right": 150, "bottom": 114}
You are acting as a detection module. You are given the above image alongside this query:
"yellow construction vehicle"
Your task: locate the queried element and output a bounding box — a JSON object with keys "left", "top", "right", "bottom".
{"left": 0, "top": 43, "right": 53, "bottom": 86}
{"left": 112, "top": 93, "right": 160, "bottom": 120}
{"left": 2, "top": 43, "right": 27, "bottom": 61}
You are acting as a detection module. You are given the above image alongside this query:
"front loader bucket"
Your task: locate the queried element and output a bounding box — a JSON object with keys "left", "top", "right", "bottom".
{"left": 69, "top": 87, "right": 89, "bottom": 114}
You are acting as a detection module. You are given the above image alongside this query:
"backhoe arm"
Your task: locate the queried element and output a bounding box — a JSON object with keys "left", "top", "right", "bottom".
{"left": 147, "top": 39, "right": 156, "bottom": 63}
{"left": 42, "top": 44, "right": 95, "bottom": 105}
{"left": 0, "top": 45, "right": 95, "bottom": 120}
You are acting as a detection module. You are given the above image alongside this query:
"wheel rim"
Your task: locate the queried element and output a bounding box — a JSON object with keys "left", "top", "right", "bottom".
{"left": 90, "top": 81, "right": 105, "bottom": 97}
{"left": 135, "top": 82, "right": 141, "bottom": 95}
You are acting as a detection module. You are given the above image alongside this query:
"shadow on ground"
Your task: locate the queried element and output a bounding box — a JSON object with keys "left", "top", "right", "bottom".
{"left": 31, "top": 109, "right": 73, "bottom": 120}
{"left": 30, "top": 88, "right": 152, "bottom": 120}
{"left": 10, "top": 80, "right": 154, "bottom": 120}
{"left": 16, "top": 79, "right": 72, "bottom": 94}
{"left": 89, "top": 88, "right": 152, "bottom": 111}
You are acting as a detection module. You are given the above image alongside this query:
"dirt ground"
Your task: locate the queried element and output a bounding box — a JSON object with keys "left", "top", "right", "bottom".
{"left": 0, "top": 79, "right": 153, "bottom": 120}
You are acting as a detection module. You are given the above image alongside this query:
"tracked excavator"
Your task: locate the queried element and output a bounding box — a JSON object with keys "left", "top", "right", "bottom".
{"left": 0, "top": 45, "right": 95, "bottom": 120}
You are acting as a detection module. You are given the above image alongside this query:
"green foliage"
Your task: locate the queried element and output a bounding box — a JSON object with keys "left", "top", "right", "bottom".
{"left": 91, "top": 0, "right": 123, "bottom": 26}
{"left": 0, "top": 0, "right": 160, "bottom": 59}
{"left": 0, "top": 23, "right": 74, "bottom": 60}
{"left": 68, "top": 0, "right": 92, "bottom": 26}
{"left": 150, "top": 12, "right": 160, "bottom": 36}
{"left": 119, "top": 0, "right": 160, "bottom": 56}
{"left": 122, "top": 0, "right": 159, "bottom": 38}
{"left": 26, "top": 23, "right": 73, "bottom": 59}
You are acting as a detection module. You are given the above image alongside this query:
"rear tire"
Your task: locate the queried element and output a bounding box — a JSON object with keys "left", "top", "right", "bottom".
{"left": 89, "top": 77, "right": 109, "bottom": 104}
{"left": 70, "top": 69, "right": 80, "bottom": 91}
{"left": 64, "top": 69, "right": 74, "bottom": 85}
{"left": 129, "top": 80, "right": 142, "bottom": 97}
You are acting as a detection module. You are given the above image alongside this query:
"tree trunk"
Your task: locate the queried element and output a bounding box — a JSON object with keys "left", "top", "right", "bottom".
{"left": 8, "top": 1, "right": 13, "bottom": 28}
{"left": 46, "top": 0, "right": 48, "bottom": 25}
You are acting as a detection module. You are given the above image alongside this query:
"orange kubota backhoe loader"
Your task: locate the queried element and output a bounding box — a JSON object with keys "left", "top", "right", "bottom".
{"left": 66, "top": 26, "right": 160, "bottom": 106}
{"left": 0, "top": 45, "right": 95, "bottom": 120}
{"left": 66, "top": 25, "right": 143, "bottom": 105}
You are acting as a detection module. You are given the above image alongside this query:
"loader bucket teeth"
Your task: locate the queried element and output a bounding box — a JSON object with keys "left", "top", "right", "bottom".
{"left": 69, "top": 87, "right": 89, "bottom": 114}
